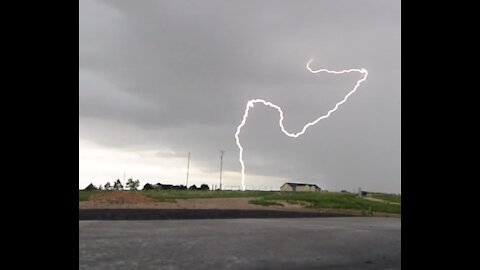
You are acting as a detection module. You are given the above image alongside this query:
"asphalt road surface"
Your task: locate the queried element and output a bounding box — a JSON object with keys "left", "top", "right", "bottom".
{"left": 79, "top": 217, "right": 400, "bottom": 270}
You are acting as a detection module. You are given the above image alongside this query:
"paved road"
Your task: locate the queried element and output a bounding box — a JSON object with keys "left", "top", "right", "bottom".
{"left": 79, "top": 209, "right": 351, "bottom": 220}
{"left": 79, "top": 217, "right": 400, "bottom": 270}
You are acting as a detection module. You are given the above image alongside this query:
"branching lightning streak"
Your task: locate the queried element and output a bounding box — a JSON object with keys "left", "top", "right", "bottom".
{"left": 235, "top": 59, "right": 368, "bottom": 191}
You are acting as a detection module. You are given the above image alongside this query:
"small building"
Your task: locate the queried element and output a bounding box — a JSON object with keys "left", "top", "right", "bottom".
{"left": 280, "top": 182, "right": 321, "bottom": 192}
{"left": 358, "top": 188, "right": 369, "bottom": 197}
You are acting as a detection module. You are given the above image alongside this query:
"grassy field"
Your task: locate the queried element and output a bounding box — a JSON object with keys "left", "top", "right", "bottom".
{"left": 79, "top": 190, "right": 102, "bottom": 201}
{"left": 264, "top": 192, "right": 400, "bottom": 214}
{"left": 140, "top": 190, "right": 272, "bottom": 200}
{"left": 249, "top": 199, "right": 284, "bottom": 207}
{"left": 367, "top": 192, "right": 401, "bottom": 203}
{"left": 79, "top": 190, "right": 401, "bottom": 214}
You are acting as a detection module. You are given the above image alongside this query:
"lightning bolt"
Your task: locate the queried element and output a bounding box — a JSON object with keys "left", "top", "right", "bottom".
{"left": 235, "top": 59, "right": 368, "bottom": 191}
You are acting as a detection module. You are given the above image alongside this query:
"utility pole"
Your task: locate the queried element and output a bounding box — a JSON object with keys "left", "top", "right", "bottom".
{"left": 123, "top": 172, "right": 126, "bottom": 183}
{"left": 219, "top": 150, "right": 225, "bottom": 191}
{"left": 186, "top": 152, "right": 190, "bottom": 188}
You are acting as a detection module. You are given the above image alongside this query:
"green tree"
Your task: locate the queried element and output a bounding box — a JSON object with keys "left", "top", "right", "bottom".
{"left": 188, "top": 184, "right": 197, "bottom": 190}
{"left": 113, "top": 179, "right": 123, "bottom": 190}
{"left": 104, "top": 182, "right": 112, "bottom": 191}
{"left": 143, "top": 183, "right": 154, "bottom": 190}
{"left": 84, "top": 183, "right": 97, "bottom": 191}
{"left": 126, "top": 178, "right": 140, "bottom": 190}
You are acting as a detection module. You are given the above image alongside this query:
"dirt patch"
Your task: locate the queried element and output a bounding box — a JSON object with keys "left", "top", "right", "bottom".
{"left": 90, "top": 191, "right": 158, "bottom": 204}
{"left": 80, "top": 197, "right": 311, "bottom": 211}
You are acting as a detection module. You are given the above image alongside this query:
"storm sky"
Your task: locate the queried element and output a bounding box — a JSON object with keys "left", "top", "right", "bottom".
{"left": 79, "top": 0, "right": 400, "bottom": 193}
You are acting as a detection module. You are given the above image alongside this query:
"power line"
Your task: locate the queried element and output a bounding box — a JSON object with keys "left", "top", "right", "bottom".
{"left": 220, "top": 150, "right": 225, "bottom": 190}
{"left": 186, "top": 152, "right": 190, "bottom": 187}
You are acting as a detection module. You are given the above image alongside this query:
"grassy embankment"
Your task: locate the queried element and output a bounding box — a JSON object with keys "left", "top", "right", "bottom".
{"left": 79, "top": 190, "right": 401, "bottom": 214}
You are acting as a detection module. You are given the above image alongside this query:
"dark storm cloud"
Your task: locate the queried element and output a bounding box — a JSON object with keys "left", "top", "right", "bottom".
{"left": 80, "top": 0, "right": 400, "bottom": 192}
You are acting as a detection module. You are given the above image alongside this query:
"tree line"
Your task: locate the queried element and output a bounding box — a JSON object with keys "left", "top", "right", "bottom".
{"left": 83, "top": 179, "right": 210, "bottom": 191}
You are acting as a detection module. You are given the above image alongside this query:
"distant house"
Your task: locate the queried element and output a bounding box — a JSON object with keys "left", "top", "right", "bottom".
{"left": 357, "top": 188, "right": 369, "bottom": 197}
{"left": 280, "top": 182, "right": 321, "bottom": 192}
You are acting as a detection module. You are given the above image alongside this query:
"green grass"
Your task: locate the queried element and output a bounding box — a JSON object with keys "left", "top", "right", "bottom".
{"left": 285, "top": 200, "right": 310, "bottom": 206}
{"left": 154, "top": 198, "right": 177, "bottom": 203}
{"left": 79, "top": 190, "right": 400, "bottom": 214}
{"left": 368, "top": 193, "right": 401, "bottom": 204}
{"left": 141, "top": 190, "right": 401, "bottom": 214}
{"left": 264, "top": 192, "right": 400, "bottom": 214}
{"left": 79, "top": 190, "right": 103, "bottom": 201}
{"left": 249, "top": 199, "right": 284, "bottom": 207}
{"left": 140, "top": 190, "right": 272, "bottom": 200}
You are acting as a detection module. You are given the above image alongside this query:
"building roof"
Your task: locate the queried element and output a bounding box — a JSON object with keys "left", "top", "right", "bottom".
{"left": 282, "top": 182, "right": 320, "bottom": 188}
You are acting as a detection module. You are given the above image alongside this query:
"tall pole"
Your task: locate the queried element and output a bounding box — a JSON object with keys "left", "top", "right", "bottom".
{"left": 220, "top": 150, "right": 225, "bottom": 190}
{"left": 186, "top": 152, "right": 190, "bottom": 188}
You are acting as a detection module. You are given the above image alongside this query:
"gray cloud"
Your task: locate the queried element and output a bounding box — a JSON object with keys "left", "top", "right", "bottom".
{"left": 80, "top": 0, "right": 400, "bottom": 193}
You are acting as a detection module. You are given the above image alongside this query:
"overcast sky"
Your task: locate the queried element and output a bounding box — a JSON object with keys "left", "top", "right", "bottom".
{"left": 79, "top": 0, "right": 400, "bottom": 193}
